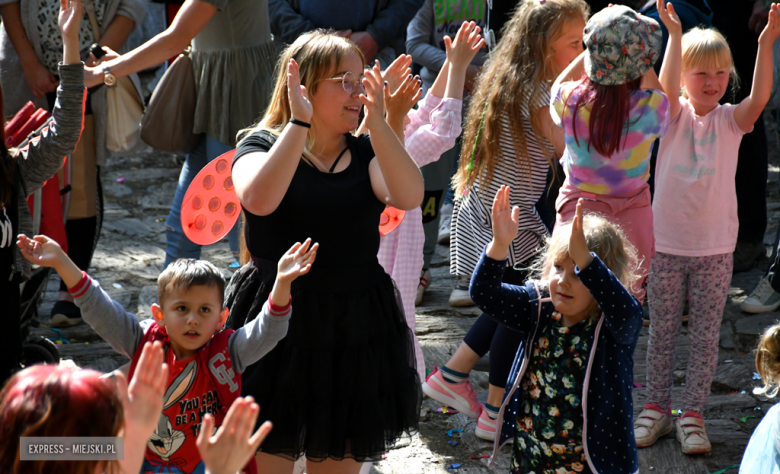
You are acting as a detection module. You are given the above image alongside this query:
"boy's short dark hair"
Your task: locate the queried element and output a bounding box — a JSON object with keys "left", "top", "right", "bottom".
{"left": 157, "top": 259, "right": 226, "bottom": 307}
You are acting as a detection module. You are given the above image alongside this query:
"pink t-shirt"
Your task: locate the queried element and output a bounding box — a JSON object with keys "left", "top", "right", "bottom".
{"left": 653, "top": 98, "right": 751, "bottom": 256}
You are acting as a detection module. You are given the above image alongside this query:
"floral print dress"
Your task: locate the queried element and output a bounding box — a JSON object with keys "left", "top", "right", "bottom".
{"left": 512, "top": 311, "right": 595, "bottom": 474}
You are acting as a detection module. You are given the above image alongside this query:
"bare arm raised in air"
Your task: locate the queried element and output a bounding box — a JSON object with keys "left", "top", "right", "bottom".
{"left": 734, "top": 3, "right": 780, "bottom": 132}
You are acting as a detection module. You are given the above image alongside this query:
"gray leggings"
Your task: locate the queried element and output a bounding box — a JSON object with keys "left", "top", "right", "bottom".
{"left": 646, "top": 252, "right": 733, "bottom": 414}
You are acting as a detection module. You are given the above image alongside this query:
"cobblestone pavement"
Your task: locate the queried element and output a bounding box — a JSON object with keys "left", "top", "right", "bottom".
{"left": 29, "top": 111, "right": 780, "bottom": 473}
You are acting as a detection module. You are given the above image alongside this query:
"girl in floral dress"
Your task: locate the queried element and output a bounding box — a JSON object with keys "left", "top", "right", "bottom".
{"left": 473, "top": 187, "right": 643, "bottom": 474}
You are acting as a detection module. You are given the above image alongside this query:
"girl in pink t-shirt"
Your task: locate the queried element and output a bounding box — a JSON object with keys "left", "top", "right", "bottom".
{"left": 635, "top": 0, "right": 780, "bottom": 456}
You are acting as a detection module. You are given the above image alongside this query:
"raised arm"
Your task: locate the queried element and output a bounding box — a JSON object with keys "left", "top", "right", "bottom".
{"left": 363, "top": 63, "right": 425, "bottom": 210}
{"left": 83, "top": 0, "right": 217, "bottom": 88}
{"left": 656, "top": 0, "right": 683, "bottom": 120}
{"left": 735, "top": 3, "right": 780, "bottom": 132}
{"left": 569, "top": 199, "right": 642, "bottom": 344}
{"left": 232, "top": 59, "right": 311, "bottom": 216}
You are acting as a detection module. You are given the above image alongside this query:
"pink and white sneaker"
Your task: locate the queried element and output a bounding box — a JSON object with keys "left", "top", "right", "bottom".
{"left": 422, "top": 367, "right": 483, "bottom": 419}
{"left": 475, "top": 408, "right": 498, "bottom": 441}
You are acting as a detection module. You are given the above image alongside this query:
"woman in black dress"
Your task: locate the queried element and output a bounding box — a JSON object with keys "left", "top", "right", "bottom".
{"left": 226, "top": 31, "right": 424, "bottom": 474}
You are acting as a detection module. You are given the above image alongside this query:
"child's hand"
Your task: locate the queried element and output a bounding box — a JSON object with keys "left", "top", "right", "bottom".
{"left": 382, "top": 54, "right": 413, "bottom": 94}
{"left": 656, "top": 0, "right": 682, "bottom": 37}
{"left": 17, "top": 234, "right": 66, "bottom": 268}
{"left": 197, "top": 397, "right": 272, "bottom": 474}
{"left": 759, "top": 3, "right": 780, "bottom": 46}
{"left": 444, "top": 21, "right": 485, "bottom": 72}
{"left": 277, "top": 238, "right": 318, "bottom": 284}
{"left": 491, "top": 186, "right": 519, "bottom": 249}
{"left": 58, "top": 0, "right": 83, "bottom": 41}
{"left": 385, "top": 73, "right": 423, "bottom": 122}
{"left": 288, "top": 59, "right": 313, "bottom": 123}
{"left": 116, "top": 341, "right": 169, "bottom": 438}
{"left": 568, "top": 199, "right": 593, "bottom": 270}
{"left": 360, "top": 61, "right": 387, "bottom": 131}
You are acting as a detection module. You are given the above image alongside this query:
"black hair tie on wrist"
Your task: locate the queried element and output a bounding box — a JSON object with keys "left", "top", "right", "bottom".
{"left": 289, "top": 118, "right": 311, "bottom": 129}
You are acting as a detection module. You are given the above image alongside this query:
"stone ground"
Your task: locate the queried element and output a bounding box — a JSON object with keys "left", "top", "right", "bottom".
{"left": 25, "top": 109, "right": 780, "bottom": 474}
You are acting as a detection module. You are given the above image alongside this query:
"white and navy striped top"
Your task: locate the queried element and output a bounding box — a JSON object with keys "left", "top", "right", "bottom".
{"left": 451, "top": 83, "right": 555, "bottom": 276}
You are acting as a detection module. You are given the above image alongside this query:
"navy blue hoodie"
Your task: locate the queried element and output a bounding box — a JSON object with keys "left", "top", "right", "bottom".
{"left": 471, "top": 250, "right": 643, "bottom": 473}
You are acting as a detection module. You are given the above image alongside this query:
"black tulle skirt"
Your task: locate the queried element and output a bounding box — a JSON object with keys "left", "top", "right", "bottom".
{"left": 225, "top": 256, "right": 421, "bottom": 462}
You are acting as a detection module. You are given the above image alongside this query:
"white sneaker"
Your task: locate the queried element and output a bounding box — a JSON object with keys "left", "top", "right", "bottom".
{"left": 675, "top": 414, "right": 711, "bottom": 454}
{"left": 634, "top": 407, "right": 672, "bottom": 448}
{"left": 741, "top": 275, "right": 780, "bottom": 314}
{"left": 415, "top": 269, "right": 432, "bottom": 306}
{"left": 437, "top": 203, "right": 453, "bottom": 245}
{"left": 448, "top": 274, "right": 474, "bottom": 307}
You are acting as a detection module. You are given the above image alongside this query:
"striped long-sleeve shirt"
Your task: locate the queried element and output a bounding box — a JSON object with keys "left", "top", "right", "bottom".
{"left": 451, "top": 84, "right": 555, "bottom": 276}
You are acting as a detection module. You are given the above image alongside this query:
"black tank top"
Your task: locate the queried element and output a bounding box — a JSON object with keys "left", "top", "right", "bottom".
{"left": 234, "top": 130, "right": 386, "bottom": 276}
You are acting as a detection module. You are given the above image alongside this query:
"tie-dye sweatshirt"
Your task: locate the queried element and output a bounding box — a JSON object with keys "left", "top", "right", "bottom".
{"left": 550, "top": 81, "right": 670, "bottom": 195}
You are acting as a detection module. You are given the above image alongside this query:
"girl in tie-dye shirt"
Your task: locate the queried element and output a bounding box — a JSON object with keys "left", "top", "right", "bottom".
{"left": 550, "top": 5, "right": 670, "bottom": 301}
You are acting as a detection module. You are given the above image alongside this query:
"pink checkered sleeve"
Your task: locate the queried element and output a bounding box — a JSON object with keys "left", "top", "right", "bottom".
{"left": 404, "top": 95, "right": 462, "bottom": 168}
{"left": 406, "top": 93, "right": 442, "bottom": 132}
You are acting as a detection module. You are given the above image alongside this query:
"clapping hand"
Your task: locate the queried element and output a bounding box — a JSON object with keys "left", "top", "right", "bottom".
{"left": 656, "top": 0, "right": 682, "bottom": 37}
{"left": 385, "top": 73, "right": 423, "bottom": 123}
{"left": 197, "top": 396, "right": 272, "bottom": 474}
{"left": 759, "top": 3, "right": 780, "bottom": 46}
{"left": 491, "top": 186, "right": 519, "bottom": 249}
{"left": 288, "top": 59, "right": 313, "bottom": 123}
{"left": 444, "top": 21, "right": 485, "bottom": 71}
{"left": 117, "top": 341, "right": 169, "bottom": 438}
{"left": 382, "top": 54, "right": 413, "bottom": 94}
{"left": 360, "top": 60, "right": 388, "bottom": 131}
{"left": 58, "top": 0, "right": 82, "bottom": 41}
{"left": 277, "top": 238, "right": 318, "bottom": 284}
{"left": 568, "top": 198, "right": 593, "bottom": 270}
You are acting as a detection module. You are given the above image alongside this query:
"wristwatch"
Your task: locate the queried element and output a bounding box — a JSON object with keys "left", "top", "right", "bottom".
{"left": 102, "top": 66, "right": 116, "bottom": 87}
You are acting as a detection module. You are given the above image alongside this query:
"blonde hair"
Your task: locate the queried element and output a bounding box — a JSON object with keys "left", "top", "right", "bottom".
{"left": 681, "top": 27, "right": 739, "bottom": 96}
{"left": 237, "top": 30, "right": 365, "bottom": 148}
{"left": 529, "top": 212, "right": 640, "bottom": 320}
{"left": 237, "top": 31, "right": 365, "bottom": 264}
{"left": 755, "top": 323, "right": 780, "bottom": 398}
{"left": 453, "top": 0, "right": 590, "bottom": 196}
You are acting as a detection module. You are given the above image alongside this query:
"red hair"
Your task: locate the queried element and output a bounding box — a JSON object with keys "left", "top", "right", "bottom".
{"left": 0, "top": 365, "right": 124, "bottom": 474}
{"left": 569, "top": 74, "right": 642, "bottom": 157}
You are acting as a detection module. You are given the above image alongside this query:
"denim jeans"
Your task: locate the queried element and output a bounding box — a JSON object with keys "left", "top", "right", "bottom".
{"left": 164, "top": 135, "right": 239, "bottom": 268}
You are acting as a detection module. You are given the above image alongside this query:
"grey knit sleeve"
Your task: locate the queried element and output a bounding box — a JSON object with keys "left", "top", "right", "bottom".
{"left": 17, "top": 62, "right": 85, "bottom": 196}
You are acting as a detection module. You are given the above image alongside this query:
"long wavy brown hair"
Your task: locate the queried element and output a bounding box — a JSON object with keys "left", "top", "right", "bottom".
{"left": 453, "top": 0, "right": 589, "bottom": 196}
{"left": 0, "top": 365, "right": 124, "bottom": 474}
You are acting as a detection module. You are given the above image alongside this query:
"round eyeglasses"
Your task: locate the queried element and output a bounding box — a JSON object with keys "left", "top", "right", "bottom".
{"left": 323, "top": 71, "right": 366, "bottom": 95}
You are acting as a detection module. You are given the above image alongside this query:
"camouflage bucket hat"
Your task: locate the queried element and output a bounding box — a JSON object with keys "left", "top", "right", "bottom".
{"left": 583, "top": 5, "right": 662, "bottom": 86}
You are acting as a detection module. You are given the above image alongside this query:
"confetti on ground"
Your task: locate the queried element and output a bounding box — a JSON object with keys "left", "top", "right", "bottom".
{"left": 633, "top": 382, "right": 644, "bottom": 388}
{"left": 724, "top": 360, "right": 732, "bottom": 363}
{"left": 709, "top": 464, "right": 739, "bottom": 474}
{"left": 112, "top": 283, "right": 122, "bottom": 289}
{"left": 447, "top": 463, "right": 461, "bottom": 470}
{"left": 754, "top": 372, "right": 762, "bottom": 380}
{"left": 116, "top": 177, "right": 125, "bottom": 183}
{"left": 741, "top": 416, "right": 757, "bottom": 423}
{"left": 448, "top": 428, "right": 464, "bottom": 436}
{"left": 438, "top": 407, "right": 459, "bottom": 414}
{"left": 648, "top": 467, "right": 654, "bottom": 471}
{"left": 471, "top": 455, "right": 490, "bottom": 459}
{"left": 447, "top": 440, "right": 458, "bottom": 446}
